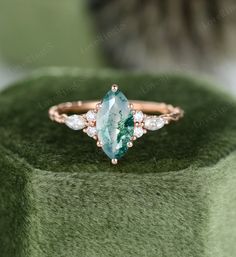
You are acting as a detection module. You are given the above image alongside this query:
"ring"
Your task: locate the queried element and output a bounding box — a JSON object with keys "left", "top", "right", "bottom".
{"left": 49, "top": 84, "right": 184, "bottom": 164}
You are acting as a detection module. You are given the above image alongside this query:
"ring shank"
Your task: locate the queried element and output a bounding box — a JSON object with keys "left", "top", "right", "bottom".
{"left": 49, "top": 100, "right": 184, "bottom": 123}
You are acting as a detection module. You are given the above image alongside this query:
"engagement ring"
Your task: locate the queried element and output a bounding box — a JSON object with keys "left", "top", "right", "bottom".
{"left": 49, "top": 85, "right": 184, "bottom": 164}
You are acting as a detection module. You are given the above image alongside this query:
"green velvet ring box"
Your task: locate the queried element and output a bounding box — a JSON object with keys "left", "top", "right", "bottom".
{"left": 0, "top": 69, "right": 236, "bottom": 257}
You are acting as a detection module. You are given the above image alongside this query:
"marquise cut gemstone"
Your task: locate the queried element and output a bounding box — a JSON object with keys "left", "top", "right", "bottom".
{"left": 96, "top": 89, "right": 134, "bottom": 160}
{"left": 144, "top": 116, "right": 165, "bottom": 131}
{"left": 65, "top": 115, "right": 85, "bottom": 130}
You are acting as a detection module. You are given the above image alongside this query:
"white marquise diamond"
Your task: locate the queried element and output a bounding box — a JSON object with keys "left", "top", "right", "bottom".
{"left": 65, "top": 115, "right": 86, "bottom": 130}
{"left": 134, "top": 111, "right": 144, "bottom": 123}
{"left": 144, "top": 116, "right": 165, "bottom": 131}
{"left": 86, "top": 110, "right": 97, "bottom": 122}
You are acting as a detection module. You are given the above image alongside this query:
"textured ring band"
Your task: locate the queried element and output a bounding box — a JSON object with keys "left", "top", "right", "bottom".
{"left": 49, "top": 84, "right": 184, "bottom": 164}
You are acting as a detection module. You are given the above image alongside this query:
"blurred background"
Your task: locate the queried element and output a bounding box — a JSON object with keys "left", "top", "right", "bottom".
{"left": 0, "top": 0, "right": 236, "bottom": 94}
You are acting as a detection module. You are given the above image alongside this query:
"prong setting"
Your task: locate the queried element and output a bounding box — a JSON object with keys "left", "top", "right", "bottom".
{"left": 128, "top": 103, "right": 134, "bottom": 110}
{"left": 111, "top": 159, "right": 118, "bottom": 165}
{"left": 143, "top": 128, "right": 147, "bottom": 134}
{"left": 97, "top": 141, "right": 103, "bottom": 147}
{"left": 132, "top": 110, "right": 145, "bottom": 139}
{"left": 127, "top": 141, "right": 133, "bottom": 148}
{"left": 96, "top": 102, "right": 102, "bottom": 110}
{"left": 111, "top": 84, "right": 118, "bottom": 92}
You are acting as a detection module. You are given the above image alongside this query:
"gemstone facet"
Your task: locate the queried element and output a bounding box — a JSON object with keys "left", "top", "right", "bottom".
{"left": 86, "top": 126, "right": 97, "bottom": 137}
{"left": 134, "top": 111, "right": 144, "bottom": 123}
{"left": 86, "top": 110, "right": 96, "bottom": 122}
{"left": 65, "top": 115, "right": 86, "bottom": 130}
{"left": 134, "top": 127, "right": 144, "bottom": 138}
{"left": 144, "top": 116, "right": 165, "bottom": 131}
{"left": 96, "top": 89, "right": 134, "bottom": 160}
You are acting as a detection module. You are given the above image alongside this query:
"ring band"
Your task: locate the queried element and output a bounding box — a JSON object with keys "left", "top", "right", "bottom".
{"left": 49, "top": 84, "right": 184, "bottom": 164}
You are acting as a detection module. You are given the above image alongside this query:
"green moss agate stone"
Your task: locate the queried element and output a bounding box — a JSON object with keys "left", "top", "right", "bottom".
{"left": 96, "top": 89, "right": 134, "bottom": 160}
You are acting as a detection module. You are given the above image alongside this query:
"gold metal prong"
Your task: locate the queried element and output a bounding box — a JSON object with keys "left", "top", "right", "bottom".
{"left": 111, "top": 84, "right": 118, "bottom": 92}
{"left": 97, "top": 141, "right": 103, "bottom": 147}
{"left": 111, "top": 159, "right": 118, "bottom": 165}
{"left": 127, "top": 142, "right": 133, "bottom": 148}
{"left": 128, "top": 103, "right": 134, "bottom": 110}
{"left": 93, "top": 135, "right": 98, "bottom": 140}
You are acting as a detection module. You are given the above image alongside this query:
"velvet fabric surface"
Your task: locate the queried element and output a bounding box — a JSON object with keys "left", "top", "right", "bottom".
{"left": 0, "top": 69, "right": 236, "bottom": 257}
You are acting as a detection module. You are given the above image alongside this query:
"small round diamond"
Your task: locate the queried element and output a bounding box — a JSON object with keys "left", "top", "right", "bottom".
{"left": 144, "top": 116, "right": 165, "bottom": 131}
{"left": 86, "top": 126, "right": 97, "bottom": 137}
{"left": 134, "top": 111, "right": 144, "bottom": 123}
{"left": 134, "top": 127, "right": 144, "bottom": 138}
{"left": 86, "top": 110, "right": 96, "bottom": 122}
{"left": 65, "top": 115, "right": 86, "bottom": 130}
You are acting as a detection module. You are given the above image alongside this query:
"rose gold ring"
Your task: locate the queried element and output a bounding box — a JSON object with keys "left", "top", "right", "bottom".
{"left": 49, "top": 84, "right": 184, "bottom": 164}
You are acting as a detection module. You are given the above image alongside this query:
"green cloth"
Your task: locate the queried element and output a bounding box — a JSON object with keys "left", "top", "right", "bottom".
{"left": 0, "top": 69, "right": 236, "bottom": 257}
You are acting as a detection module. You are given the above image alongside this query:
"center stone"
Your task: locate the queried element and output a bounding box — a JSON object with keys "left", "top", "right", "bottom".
{"left": 96, "top": 89, "right": 134, "bottom": 160}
